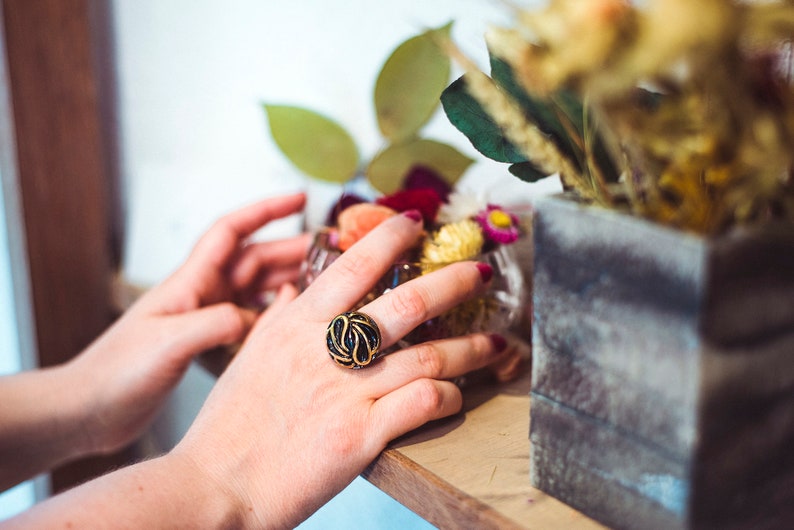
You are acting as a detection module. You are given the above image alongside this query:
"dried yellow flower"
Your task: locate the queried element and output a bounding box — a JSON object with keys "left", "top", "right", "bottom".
{"left": 420, "top": 219, "right": 484, "bottom": 266}
{"left": 508, "top": 0, "right": 635, "bottom": 96}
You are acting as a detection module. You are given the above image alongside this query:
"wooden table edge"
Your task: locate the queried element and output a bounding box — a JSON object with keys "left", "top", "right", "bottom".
{"left": 364, "top": 447, "right": 525, "bottom": 530}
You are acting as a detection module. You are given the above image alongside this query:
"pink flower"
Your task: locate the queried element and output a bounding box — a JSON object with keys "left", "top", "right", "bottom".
{"left": 475, "top": 205, "right": 520, "bottom": 244}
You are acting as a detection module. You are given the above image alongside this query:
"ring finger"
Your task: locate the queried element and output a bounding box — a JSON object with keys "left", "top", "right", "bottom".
{"left": 366, "top": 332, "right": 507, "bottom": 394}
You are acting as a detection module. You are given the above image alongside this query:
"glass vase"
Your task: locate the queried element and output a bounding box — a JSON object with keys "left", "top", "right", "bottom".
{"left": 300, "top": 230, "right": 526, "bottom": 349}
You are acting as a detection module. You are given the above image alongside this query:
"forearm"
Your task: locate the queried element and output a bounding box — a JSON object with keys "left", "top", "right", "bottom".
{"left": 1, "top": 453, "right": 245, "bottom": 529}
{"left": 0, "top": 365, "right": 95, "bottom": 492}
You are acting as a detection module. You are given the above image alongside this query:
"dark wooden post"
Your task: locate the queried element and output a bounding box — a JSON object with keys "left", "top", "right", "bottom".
{"left": 2, "top": 0, "right": 131, "bottom": 492}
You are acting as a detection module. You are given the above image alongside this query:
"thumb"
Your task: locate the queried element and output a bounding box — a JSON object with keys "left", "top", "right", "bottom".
{"left": 168, "top": 303, "right": 258, "bottom": 362}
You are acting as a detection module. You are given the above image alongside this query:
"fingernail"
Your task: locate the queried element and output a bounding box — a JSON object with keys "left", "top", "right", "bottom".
{"left": 403, "top": 209, "right": 422, "bottom": 223}
{"left": 490, "top": 333, "right": 508, "bottom": 353}
{"left": 476, "top": 263, "right": 493, "bottom": 283}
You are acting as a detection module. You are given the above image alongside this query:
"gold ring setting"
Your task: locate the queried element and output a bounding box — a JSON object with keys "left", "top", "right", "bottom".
{"left": 326, "top": 311, "right": 382, "bottom": 369}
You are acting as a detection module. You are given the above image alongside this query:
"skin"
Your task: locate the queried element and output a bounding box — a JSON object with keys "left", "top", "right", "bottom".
{"left": 1, "top": 193, "right": 508, "bottom": 529}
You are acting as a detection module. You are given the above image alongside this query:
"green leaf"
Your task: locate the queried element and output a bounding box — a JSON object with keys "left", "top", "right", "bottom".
{"left": 375, "top": 23, "right": 453, "bottom": 143}
{"left": 264, "top": 104, "right": 359, "bottom": 183}
{"left": 489, "top": 55, "right": 583, "bottom": 171}
{"left": 509, "top": 161, "right": 549, "bottom": 183}
{"left": 441, "top": 75, "right": 527, "bottom": 164}
{"left": 367, "top": 139, "right": 474, "bottom": 194}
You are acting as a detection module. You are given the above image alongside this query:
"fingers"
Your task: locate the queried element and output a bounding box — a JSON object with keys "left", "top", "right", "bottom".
{"left": 370, "top": 333, "right": 507, "bottom": 393}
{"left": 299, "top": 211, "right": 425, "bottom": 318}
{"left": 228, "top": 233, "right": 311, "bottom": 291}
{"left": 188, "top": 193, "right": 307, "bottom": 272}
{"left": 358, "top": 261, "right": 490, "bottom": 348}
{"left": 361, "top": 333, "right": 507, "bottom": 447}
{"left": 167, "top": 303, "right": 258, "bottom": 361}
{"left": 248, "top": 266, "right": 303, "bottom": 295}
{"left": 369, "top": 378, "right": 462, "bottom": 443}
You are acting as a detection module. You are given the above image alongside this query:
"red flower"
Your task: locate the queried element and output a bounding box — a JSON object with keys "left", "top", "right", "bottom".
{"left": 376, "top": 188, "right": 442, "bottom": 224}
{"left": 402, "top": 165, "right": 451, "bottom": 201}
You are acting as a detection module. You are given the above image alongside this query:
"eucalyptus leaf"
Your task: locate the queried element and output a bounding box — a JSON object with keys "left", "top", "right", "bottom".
{"left": 367, "top": 139, "right": 474, "bottom": 194}
{"left": 375, "top": 23, "right": 452, "bottom": 143}
{"left": 264, "top": 105, "right": 359, "bottom": 183}
{"left": 441, "top": 75, "right": 527, "bottom": 164}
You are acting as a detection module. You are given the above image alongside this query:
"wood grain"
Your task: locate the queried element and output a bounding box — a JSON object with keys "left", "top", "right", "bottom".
{"left": 364, "top": 369, "right": 605, "bottom": 529}
{"left": 2, "top": 0, "right": 130, "bottom": 492}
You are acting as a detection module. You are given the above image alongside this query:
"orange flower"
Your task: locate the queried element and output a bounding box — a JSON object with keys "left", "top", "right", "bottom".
{"left": 337, "top": 203, "right": 397, "bottom": 251}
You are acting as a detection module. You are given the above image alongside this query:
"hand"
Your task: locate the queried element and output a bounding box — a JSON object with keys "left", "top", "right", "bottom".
{"left": 171, "top": 209, "right": 511, "bottom": 528}
{"left": 67, "top": 193, "right": 310, "bottom": 455}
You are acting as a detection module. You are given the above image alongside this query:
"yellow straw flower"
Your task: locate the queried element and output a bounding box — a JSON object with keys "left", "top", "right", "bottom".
{"left": 420, "top": 219, "right": 484, "bottom": 267}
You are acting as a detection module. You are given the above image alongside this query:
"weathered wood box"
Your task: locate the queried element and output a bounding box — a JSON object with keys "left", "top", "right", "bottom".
{"left": 530, "top": 195, "right": 794, "bottom": 529}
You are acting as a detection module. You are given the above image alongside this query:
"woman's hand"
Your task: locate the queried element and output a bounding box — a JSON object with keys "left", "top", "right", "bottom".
{"left": 172, "top": 209, "right": 510, "bottom": 528}
{"left": 4, "top": 202, "right": 512, "bottom": 529}
{"left": 67, "top": 192, "right": 310, "bottom": 455}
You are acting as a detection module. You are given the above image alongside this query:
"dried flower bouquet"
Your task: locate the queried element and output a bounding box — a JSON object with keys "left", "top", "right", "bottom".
{"left": 441, "top": 0, "right": 794, "bottom": 235}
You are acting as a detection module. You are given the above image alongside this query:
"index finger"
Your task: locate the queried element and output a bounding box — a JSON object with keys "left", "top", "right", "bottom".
{"left": 189, "top": 192, "right": 307, "bottom": 271}
{"left": 298, "top": 211, "right": 424, "bottom": 319}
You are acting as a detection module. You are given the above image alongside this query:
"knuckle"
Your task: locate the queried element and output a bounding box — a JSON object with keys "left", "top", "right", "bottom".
{"left": 217, "top": 303, "right": 247, "bottom": 334}
{"left": 388, "top": 286, "right": 429, "bottom": 324}
{"left": 335, "top": 252, "right": 380, "bottom": 284}
{"left": 414, "top": 379, "right": 445, "bottom": 415}
{"left": 413, "top": 343, "right": 445, "bottom": 379}
{"left": 471, "top": 333, "right": 493, "bottom": 357}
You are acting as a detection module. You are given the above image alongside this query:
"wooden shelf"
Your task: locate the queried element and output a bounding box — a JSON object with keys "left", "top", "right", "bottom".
{"left": 363, "top": 370, "right": 604, "bottom": 529}
{"left": 199, "top": 349, "right": 604, "bottom": 529}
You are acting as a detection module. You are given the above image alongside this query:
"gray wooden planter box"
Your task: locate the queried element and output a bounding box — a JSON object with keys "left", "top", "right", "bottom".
{"left": 530, "top": 194, "right": 794, "bottom": 529}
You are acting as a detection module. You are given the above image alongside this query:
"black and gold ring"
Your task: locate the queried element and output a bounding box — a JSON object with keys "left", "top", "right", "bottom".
{"left": 326, "top": 311, "right": 382, "bottom": 369}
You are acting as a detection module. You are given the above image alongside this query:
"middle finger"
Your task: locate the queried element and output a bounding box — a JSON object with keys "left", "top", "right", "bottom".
{"left": 357, "top": 260, "right": 492, "bottom": 348}
{"left": 299, "top": 211, "right": 425, "bottom": 318}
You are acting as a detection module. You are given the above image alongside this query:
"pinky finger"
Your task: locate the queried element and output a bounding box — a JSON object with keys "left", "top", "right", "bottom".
{"left": 369, "top": 378, "right": 462, "bottom": 447}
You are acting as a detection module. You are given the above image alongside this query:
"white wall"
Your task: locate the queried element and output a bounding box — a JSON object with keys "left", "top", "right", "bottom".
{"left": 112, "top": 0, "right": 540, "bottom": 287}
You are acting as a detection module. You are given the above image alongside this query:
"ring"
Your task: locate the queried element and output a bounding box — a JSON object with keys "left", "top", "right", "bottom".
{"left": 326, "top": 311, "right": 382, "bottom": 369}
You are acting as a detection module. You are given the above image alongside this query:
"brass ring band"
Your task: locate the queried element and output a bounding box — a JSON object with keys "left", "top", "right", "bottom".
{"left": 326, "top": 311, "right": 382, "bottom": 369}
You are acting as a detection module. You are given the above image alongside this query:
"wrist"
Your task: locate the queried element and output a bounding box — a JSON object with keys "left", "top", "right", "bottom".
{"left": 58, "top": 358, "right": 110, "bottom": 456}
{"left": 8, "top": 453, "right": 249, "bottom": 529}
{"left": 159, "top": 449, "right": 249, "bottom": 529}
{"left": 29, "top": 364, "right": 96, "bottom": 459}
{"left": 0, "top": 364, "right": 95, "bottom": 490}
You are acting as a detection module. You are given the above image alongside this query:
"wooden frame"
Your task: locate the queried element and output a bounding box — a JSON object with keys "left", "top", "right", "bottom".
{"left": 1, "top": 0, "right": 131, "bottom": 493}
